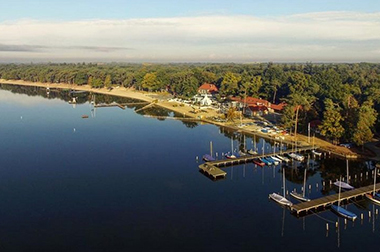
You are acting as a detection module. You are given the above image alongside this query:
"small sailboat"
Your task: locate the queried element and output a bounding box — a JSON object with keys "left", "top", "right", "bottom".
{"left": 270, "top": 156, "right": 282, "bottom": 163}
{"left": 202, "top": 154, "right": 215, "bottom": 162}
{"left": 225, "top": 138, "right": 237, "bottom": 159}
{"left": 247, "top": 149, "right": 257, "bottom": 155}
{"left": 203, "top": 141, "right": 215, "bottom": 161}
{"left": 311, "top": 149, "right": 322, "bottom": 157}
{"left": 365, "top": 166, "right": 380, "bottom": 205}
{"left": 260, "top": 157, "right": 272, "bottom": 166}
{"left": 290, "top": 169, "right": 311, "bottom": 202}
{"left": 269, "top": 168, "right": 292, "bottom": 207}
{"left": 334, "top": 159, "right": 354, "bottom": 190}
{"left": 331, "top": 176, "right": 357, "bottom": 221}
{"left": 266, "top": 156, "right": 279, "bottom": 165}
{"left": 288, "top": 153, "right": 304, "bottom": 162}
{"left": 275, "top": 154, "right": 290, "bottom": 163}
{"left": 253, "top": 158, "right": 265, "bottom": 167}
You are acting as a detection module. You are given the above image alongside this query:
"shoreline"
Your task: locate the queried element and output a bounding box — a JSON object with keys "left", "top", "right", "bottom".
{"left": 0, "top": 79, "right": 365, "bottom": 159}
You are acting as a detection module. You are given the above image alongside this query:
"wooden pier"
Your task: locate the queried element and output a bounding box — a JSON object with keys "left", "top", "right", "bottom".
{"left": 206, "top": 146, "right": 317, "bottom": 168}
{"left": 290, "top": 183, "right": 380, "bottom": 215}
{"left": 198, "top": 146, "right": 318, "bottom": 179}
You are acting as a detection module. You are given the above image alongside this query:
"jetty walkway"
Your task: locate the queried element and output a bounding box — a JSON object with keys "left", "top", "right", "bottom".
{"left": 199, "top": 145, "right": 318, "bottom": 179}
{"left": 290, "top": 183, "right": 380, "bottom": 215}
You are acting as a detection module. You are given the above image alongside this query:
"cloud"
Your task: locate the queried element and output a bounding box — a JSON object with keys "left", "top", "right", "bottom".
{"left": 0, "top": 11, "right": 379, "bottom": 62}
{"left": 0, "top": 44, "right": 47, "bottom": 52}
{"left": 0, "top": 43, "right": 131, "bottom": 53}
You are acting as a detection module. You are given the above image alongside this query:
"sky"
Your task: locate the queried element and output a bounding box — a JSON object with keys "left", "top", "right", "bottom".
{"left": 0, "top": 0, "right": 379, "bottom": 63}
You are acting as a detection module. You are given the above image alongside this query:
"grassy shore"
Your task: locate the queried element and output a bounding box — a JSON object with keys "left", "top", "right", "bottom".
{"left": 0, "top": 79, "right": 365, "bottom": 159}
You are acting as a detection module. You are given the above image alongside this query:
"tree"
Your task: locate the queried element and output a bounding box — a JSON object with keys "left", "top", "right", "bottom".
{"left": 226, "top": 107, "right": 238, "bottom": 122}
{"left": 141, "top": 72, "right": 160, "bottom": 92}
{"left": 87, "top": 76, "right": 93, "bottom": 87}
{"left": 220, "top": 72, "right": 241, "bottom": 95}
{"left": 104, "top": 74, "right": 112, "bottom": 88}
{"left": 282, "top": 72, "right": 318, "bottom": 138}
{"left": 319, "top": 99, "right": 344, "bottom": 144}
{"left": 352, "top": 101, "right": 377, "bottom": 148}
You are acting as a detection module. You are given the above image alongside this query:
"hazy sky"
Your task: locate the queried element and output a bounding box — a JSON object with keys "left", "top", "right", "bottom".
{"left": 0, "top": 0, "right": 379, "bottom": 63}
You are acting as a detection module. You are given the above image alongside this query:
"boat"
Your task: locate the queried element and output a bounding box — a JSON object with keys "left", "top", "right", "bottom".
{"left": 260, "top": 157, "right": 272, "bottom": 166}
{"left": 270, "top": 156, "right": 282, "bottom": 163}
{"left": 333, "top": 181, "right": 354, "bottom": 190}
{"left": 333, "top": 159, "right": 354, "bottom": 190}
{"left": 81, "top": 115, "right": 89, "bottom": 118}
{"left": 247, "top": 149, "right": 257, "bottom": 155}
{"left": 311, "top": 149, "right": 322, "bottom": 157}
{"left": 275, "top": 154, "right": 290, "bottom": 163}
{"left": 365, "top": 166, "right": 380, "bottom": 205}
{"left": 269, "top": 168, "right": 293, "bottom": 207}
{"left": 253, "top": 158, "right": 265, "bottom": 167}
{"left": 225, "top": 138, "right": 237, "bottom": 159}
{"left": 203, "top": 154, "right": 215, "bottom": 162}
{"left": 266, "top": 156, "right": 279, "bottom": 165}
{"left": 288, "top": 153, "right": 304, "bottom": 162}
{"left": 331, "top": 176, "right": 357, "bottom": 221}
{"left": 331, "top": 205, "right": 357, "bottom": 221}
{"left": 203, "top": 141, "right": 215, "bottom": 162}
{"left": 290, "top": 169, "right": 311, "bottom": 202}
{"left": 225, "top": 152, "right": 236, "bottom": 159}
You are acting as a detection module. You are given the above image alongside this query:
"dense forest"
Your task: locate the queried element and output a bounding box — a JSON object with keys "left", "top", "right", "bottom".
{"left": 0, "top": 62, "right": 379, "bottom": 146}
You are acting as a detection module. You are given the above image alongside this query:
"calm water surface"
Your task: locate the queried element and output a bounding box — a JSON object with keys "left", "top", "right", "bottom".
{"left": 0, "top": 85, "right": 379, "bottom": 251}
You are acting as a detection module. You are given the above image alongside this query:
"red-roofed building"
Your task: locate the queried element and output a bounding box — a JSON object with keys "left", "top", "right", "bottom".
{"left": 270, "top": 102, "right": 286, "bottom": 112}
{"left": 198, "top": 83, "right": 219, "bottom": 95}
{"left": 230, "top": 96, "right": 286, "bottom": 115}
{"left": 246, "top": 105, "right": 269, "bottom": 116}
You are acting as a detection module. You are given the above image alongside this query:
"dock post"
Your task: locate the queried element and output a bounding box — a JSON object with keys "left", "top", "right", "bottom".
{"left": 326, "top": 223, "right": 329, "bottom": 231}
{"left": 335, "top": 222, "right": 338, "bottom": 228}
{"left": 344, "top": 219, "right": 347, "bottom": 225}
{"left": 369, "top": 211, "right": 371, "bottom": 218}
{"left": 361, "top": 213, "right": 364, "bottom": 220}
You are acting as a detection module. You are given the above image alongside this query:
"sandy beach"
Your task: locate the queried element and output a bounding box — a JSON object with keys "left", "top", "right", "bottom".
{"left": 0, "top": 78, "right": 363, "bottom": 159}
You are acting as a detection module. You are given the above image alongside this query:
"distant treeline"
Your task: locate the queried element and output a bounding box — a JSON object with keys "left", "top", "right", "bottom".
{"left": 0, "top": 62, "right": 379, "bottom": 146}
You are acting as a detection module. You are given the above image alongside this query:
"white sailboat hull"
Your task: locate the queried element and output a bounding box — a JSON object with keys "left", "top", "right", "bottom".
{"left": 269, "top": 193, "right": 293, "bottom": 207}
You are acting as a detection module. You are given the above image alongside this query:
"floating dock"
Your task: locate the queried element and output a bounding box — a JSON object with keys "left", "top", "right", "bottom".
{"left": 291, "top": 183, "right": 380, "bottom": 215}
{"left": 199, "top": 163, "right": 227, "bottom": 179}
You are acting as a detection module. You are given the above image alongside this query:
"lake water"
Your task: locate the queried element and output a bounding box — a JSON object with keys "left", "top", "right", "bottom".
{"left": 0, "top": 84, "right": 379, "bottom": 252}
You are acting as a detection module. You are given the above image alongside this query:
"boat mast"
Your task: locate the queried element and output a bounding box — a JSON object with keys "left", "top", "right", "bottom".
{"left": 374, "top": 167, "right": 377, "bottom": 195}
{"left": 303, "top": 169, "right": 307, "bottom": 197}
{"left": 346, "top": 159, "right": 349, "bottom": 184}
{"left": 210, "top": 141, "right": 213, "bottom": 158}
{"left": 283, "top": 168, "right": 286, "bottom": 197}
{"left": 338, "top": 176, "right": 342, "bottom": 207}
{"left": 231, "top": 138, "right": 233, "bottom": 154}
